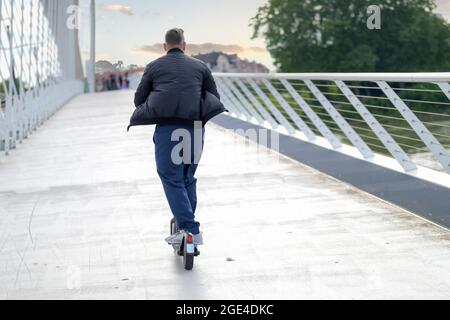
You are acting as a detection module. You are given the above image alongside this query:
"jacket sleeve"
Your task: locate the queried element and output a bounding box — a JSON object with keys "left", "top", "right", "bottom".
{"left": 202, "top": 67, "right": 220, "bottom": 100}
{"left": 134, "top": 65, "right": 153, "bottom": 107}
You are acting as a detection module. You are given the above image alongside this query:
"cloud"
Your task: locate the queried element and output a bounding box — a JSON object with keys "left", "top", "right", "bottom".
{"left": 130, "top": 43, "right": 267, "bottom": 56}
{"left": 81, "top": 50, "right": 108, "bottom": 61}
{"left": 161, "top": 15, "right": 176, "bottom": 21}
{"left": 101, "top": 4, "right": 133, "bottom": 16}
{"left": 247, "top": 46, "right": 269, "bottom": 53}
{"left": 139, "top": 11, "right": 175, "bottom": 20}
{"left": 435, "top": 0, "right": 450, "bottom": 20}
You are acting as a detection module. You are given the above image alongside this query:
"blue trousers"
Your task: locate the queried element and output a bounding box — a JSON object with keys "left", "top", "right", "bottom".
{"left": 153, "top": 124, "right": 205, "bottom": 234}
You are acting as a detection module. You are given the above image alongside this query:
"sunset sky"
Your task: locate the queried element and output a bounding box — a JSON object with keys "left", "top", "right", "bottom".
{"left": 79, "top": 0, "right": 450, "bottom": 71}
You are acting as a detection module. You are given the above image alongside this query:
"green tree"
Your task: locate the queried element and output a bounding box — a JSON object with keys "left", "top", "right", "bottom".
{"left": 251, "top": 0, "right": 450, "bottom": 72}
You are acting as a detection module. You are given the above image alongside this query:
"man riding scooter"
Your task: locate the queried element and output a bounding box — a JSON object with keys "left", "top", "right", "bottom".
{"left": 128, "top": 28, "right": 226, "bottom": 249}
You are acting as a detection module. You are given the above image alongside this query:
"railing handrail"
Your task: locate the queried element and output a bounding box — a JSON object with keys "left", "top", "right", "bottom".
{"left": 213, "top": 72, "right": 450, "bottom": 82}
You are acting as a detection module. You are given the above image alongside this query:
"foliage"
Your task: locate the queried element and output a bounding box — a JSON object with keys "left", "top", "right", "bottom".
{"left": 251, "top": 0, "right": 450, "bottom": 72}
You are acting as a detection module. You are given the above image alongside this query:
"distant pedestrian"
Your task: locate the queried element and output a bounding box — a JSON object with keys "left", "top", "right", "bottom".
{"left": 102, "top": 77, "right": 108, "bottom": 91}
{"left": 113, "top": 74, "right": 119, "bottom": 90}
{"left": 124, "top": 72, "right": 130, "bottom": 89}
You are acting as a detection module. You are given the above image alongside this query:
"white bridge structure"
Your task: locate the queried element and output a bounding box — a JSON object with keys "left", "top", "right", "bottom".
{"left": 215, "top": 73, "right": 450, "bottom": 175}
{"left": 213, "top": 73, "right": 450, "bottom": 227}
{"left": 0, "top": 0, "right": 450, "bottom": 300}
{"left": 0, "top": 0, "right": 85, "bottom": 154}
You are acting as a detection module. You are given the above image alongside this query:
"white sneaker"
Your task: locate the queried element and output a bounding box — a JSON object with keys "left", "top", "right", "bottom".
{"left": 165, "top": 230, "right": 184, "bottom": 245}
{"left": 192, "top": 232, "right": 203, "bottom": 245}
{"left": 165, "top": 230, "right": 204, "bottom": 245}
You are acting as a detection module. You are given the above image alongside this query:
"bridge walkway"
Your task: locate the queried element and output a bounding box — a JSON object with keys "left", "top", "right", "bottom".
{"left": 0, "top": 91, "right": 449, "bottom": 299}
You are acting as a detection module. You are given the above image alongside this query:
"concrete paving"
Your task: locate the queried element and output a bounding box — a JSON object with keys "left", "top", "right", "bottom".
{"left": 0, "top": 90, "right": 449, "bottom": 300}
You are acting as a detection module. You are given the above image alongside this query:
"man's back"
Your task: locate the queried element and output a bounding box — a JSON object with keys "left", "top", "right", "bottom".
{"left": 133, "top": 48, "right": 220, "bottom": 123}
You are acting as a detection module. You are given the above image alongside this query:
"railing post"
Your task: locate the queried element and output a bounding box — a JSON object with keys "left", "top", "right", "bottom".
{"left": 88, "top": 0, "right": 96, "bottom": 93}
{"left": 216, "top": 86, "right": 237, "bottom": 115}
{"left": 436, "top": 82, "right": 450, "bottom": 101}
{"left": 234, "top": 78, "right": 279, "bottom": 130}
{"left": 377, "top": 81, "right": 450, "bottom": 173}
{"left": 281, "top": 79, "right": 341, "bottom": 149}
{"left": 336, "top": 80, "right": 417, "bottom": 172}
{"left": 262, "top": 79, "right": 316, "bottom": 141}
{"left": 216, "top": 85, "right": 242, "bottom": 117}
{"left": 216, "top": 78, "right": 252, "bottom": 121}
{"left": 223, "top": 78, "right": 266, "bottom": 125}
{"left": 247, "top": 79, "right": 296, "bottom": 135}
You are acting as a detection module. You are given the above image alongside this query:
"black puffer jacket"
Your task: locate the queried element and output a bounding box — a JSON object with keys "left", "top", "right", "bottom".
{"left": 128, "top": 48, "right": 226, "bottom": 130}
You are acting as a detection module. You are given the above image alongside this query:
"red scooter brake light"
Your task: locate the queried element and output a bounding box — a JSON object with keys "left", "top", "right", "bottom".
{"left": 187, "top": 234, "right": 193, "bottom": 244}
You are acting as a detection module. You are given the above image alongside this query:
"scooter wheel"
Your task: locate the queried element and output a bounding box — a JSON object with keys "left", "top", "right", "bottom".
{"left": 182, "top": 236, "right": 195, "bottom": 270}
{"left": 183, "top": 251, "right": 194, "bottom": 270}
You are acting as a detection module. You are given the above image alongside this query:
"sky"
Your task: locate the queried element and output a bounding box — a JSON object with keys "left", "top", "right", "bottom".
{"left": 80, "top": 0, "right": 271, "bottom": 69}
{"left": 79, "top": 0, "right": 450, "bottom": 71}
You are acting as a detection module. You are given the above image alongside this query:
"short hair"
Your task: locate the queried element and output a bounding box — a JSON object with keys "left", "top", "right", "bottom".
{"left": 165, "top": 28, "right": 185, "bottom": 47}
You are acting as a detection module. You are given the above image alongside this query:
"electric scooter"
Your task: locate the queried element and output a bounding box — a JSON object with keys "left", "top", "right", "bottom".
{"left": 170, "top": 218, "right": 200, "bottom": 270}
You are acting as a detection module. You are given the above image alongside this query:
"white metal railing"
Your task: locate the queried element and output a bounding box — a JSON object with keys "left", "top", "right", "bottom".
{"left": 214, "top": 73, "right": 450, "bottom": 181}
{"left": 0, "top": 0, "right": 85, "bottom": 156}
{"left": 0, "top": 81, "right": 83, "bottom": 154}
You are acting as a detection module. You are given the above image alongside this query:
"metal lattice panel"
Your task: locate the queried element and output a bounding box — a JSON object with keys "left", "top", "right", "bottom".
{"left": 214, "top": 72, "right": 450, "bottom": 179}
{"left": 0, "top": 0, "right": 84, "bottom": 155}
